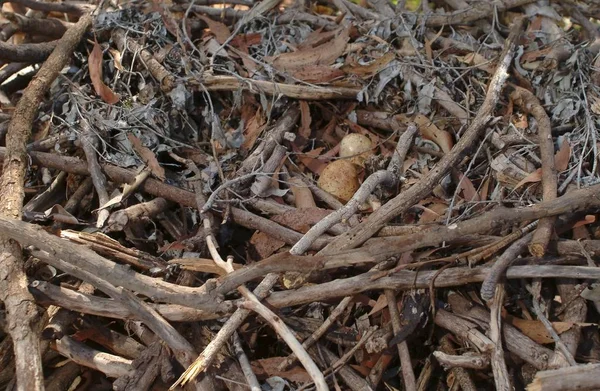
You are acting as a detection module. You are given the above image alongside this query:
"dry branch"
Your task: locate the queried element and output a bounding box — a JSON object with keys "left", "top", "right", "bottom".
{"left": 0, "top": 14, "right": 92, "bottom": 391}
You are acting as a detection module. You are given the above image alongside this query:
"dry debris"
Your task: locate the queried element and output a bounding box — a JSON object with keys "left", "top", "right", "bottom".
{"left": 2, "top": 0, "right": 600, "bottom": 390}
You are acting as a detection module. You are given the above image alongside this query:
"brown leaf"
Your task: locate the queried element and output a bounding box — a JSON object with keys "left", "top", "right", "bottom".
{"left": 341, "top": 52, "right": 395, "bottom": 77}
{"left": 456, "top": 172, "right": 480, "bottom": 202}
{"left": 413, "top": 114, "right": 453, "bottom": 153}
{"left": 508, "top": 316, "right": 573, "bottom": 345}
{"left": 89, "top": 41, "right": 120, "bottom": 104}
{"left": 127, "top": 134, "right": 166, "bottom": 181}
{"left": 416, "top": 202, "right": 447, "bottom": 223}
{"left": 298, "top": 101, "right": 312, "bottom": 140}
{"left": 514, "top": 143, "right": 570, "bottom": 189}
{"left": 251, "top": 357, "right": 312, "bottom": 383}
{"left": 241, "top": 107, "right": 266, "bottom": 152}
{"left": 249, "top": 231, "right": 285, "bottom": 259}
{"left": 230, "top": 33, "right": 262, "bottom": 48}
{"left": 555, "top": 139, "right": 571, "bottom": 172}
{"left": 290, "top": 65, "right": 345, "bottom": 83}
{"left": 368, "top": 294, "right": 388, "bottom": 316}
{"left": 455, "top": 52, "right": 495, "bottom": 74}
{"left": 572, "top": 215, "right": 596, "bottom": 229}
{"left": 514, "top": 168, "right": 542, "bottom": 190}
{"left": 293, "top": 145, "right": 328, "bottom": 175}
{"left": 268, "top": 26, "right": 349, "bottom": 72}
{"left": 198, "top": 15, "right": 231, "bottom": 45}
{"left": 289, "top": 177, "right": 317, "bottom": 209}
{"left": 151, "top": 0, "right": 180, "bottom": 41}
{"left": 108, "top": 48, "right": 124, "bottom": 72}
{"left": 272, "top": 208, "right": 332, "bottom": 233}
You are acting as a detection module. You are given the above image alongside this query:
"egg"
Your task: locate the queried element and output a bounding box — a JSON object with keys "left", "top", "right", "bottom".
{"left": 339, "top": 133, "right": 373, "bottom": 167}
{"left": 318, "top": 160, "right": 359, "bottom": 203}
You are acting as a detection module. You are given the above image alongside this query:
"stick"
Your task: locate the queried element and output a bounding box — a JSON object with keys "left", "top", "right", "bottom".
{"left": 489, "top": 285, "right": 512, "bottom": 391}
{"left": 510, "top": 86, "right": 557, "bottom": 257}
{"left": 0, "top": 13, "right": 92, "bottom": 391}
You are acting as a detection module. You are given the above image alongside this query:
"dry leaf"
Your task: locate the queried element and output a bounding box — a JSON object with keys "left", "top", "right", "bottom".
{"left": 198, "top": 14, "right": 231, "bottom": 44}
{"left": 89, "top": 41, "right": 120, "bottom": 104}
{"left": 591, "top": 96, "right": 600, "bottom": 115}
{"left": 368, "top": 294, "right": 388, "bottom": 315}
{"left": 514, "top": 168, "right": 542, "bottom": 189}
{"left": 289, "top": 177, "right": 317, "bottom": 209}
{"left": 555, "top": 139, "right": 571, "bottom": 171}
{"left": 249, "top": 231, "right": 285, "bottom": 259}
{"left": 513, "top": 113, "right": 528, "bottom": 129}
{"left": 251, "top": 357, "right": 312, "bottom": 383}
{"left": 342, "top": 52, "right": 395, "bottom": 77}
{"left": 149, "top": 0, "right": 180, "bottom": 40}
{"left": 413, "top": 114, "right": 453, "bottom": 153}
{"left": 272, "top": 208, "right": 332, "bottom": 233}
{"left": 456, "top": 172, "right": 480, "bottom": 202}
{"left": 230, "top": 33, "right": 262, "bottom": 48}
{"left": 416, "top": 202, "right": 446, "bottom": 223}
{"left": 241, "top": 107, "right": 266, "bottom": 152}
{"left": 290, "top": 65, "right": 345, "bottom": 83}
{"left": 508, "top": 316, "right": 573, "bottom": 345}
{"left": 514, "top": 143, "right": 570, "bottom": 189}
{"left": 127, "top": 134, "right": 166, "bottom": 181}
{"left": 250, "top": 208, "right": 332, "bottom": 258}
{"left": 269, "top": 26, "right": 349, "bottom": 72}
{"left": 572, "top": 215, "right": 596, "bottom": 228}
{"left": 298, "top": 101, "right": 312, "bottom": 140}
{"left": 455, "top": 52, "right": 494, "bottom": 73}
{"left": 108, "top": 48, "right": 124, "bottom": 72}
{"left": 293, "top": 145, "right": 328, "bottom": 175}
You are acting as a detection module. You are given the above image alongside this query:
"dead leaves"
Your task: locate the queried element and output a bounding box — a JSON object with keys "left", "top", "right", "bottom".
{"left": 267, "top": 26, "right": 350, "bottom": 73}
{"left": 514, "top": 140, "right": 571, "bottom": 190}
{"left": 198, "top": 15, "right": 231, "bottom": 44}
{"left": 127, "top": 134, "right": 166, "bottom": 181}
{"left": 88, "top": 41, "right": 120, "bottom": 104}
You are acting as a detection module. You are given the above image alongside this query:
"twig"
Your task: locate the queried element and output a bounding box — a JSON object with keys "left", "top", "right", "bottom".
{"left": 510, "top": 86, "right": 557, "bottom": 257}
{"left": 250, "top": 144, "right": 288, "bottom": 197}
{"left": 526, "top": 284, "right": 577, "bottom": 366}
{"left": 0, "top": 40, "right": 58, "bottom": 62}
{"left": 480, "top": 231, "right": 534, "bottom": 301}
{"left": 489, "top": 285, "right": 512, "bottom": 391}
{"left": 549, "top": 281, "right": 587, "bottom": 368}
{"left": 80, "top": 119, "right": 110, "bottom": 227}
{"left": 277, "top": 296, "right": 354, "bottom": 371}
{"left": 198, "top": 75, "right": 360, "bottom": 100}
{"left": 264, "top": 265, "right": 600, "bottom": 310}
{"left": 232, "top": 332, "right": 261, "bottom": 391}
{"left": 0, "top": 13, "right": 92, "bottom": 391}
{"left": 527, "top": 363, "right": 600, "bottom": 391}
{"left": 52, "top": 336, "right": 132, "bottom": 378}
{"left": 385, "top": 290, "right": 416, "bottom": 391}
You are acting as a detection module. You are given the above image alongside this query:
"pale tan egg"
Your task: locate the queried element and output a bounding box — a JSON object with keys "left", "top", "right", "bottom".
{"left": 317, "top": 160, "right": 359, "bottom": 203}
{"left": 339, "top": 133, "right": 373, "bottom": 167}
